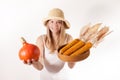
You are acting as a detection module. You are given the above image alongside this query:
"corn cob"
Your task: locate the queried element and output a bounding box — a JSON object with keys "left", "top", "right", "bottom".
{"left": 63, "top": 40, "right": 85, "bottom": 56}
{"left": 70, "top": 42, "right": 92, "bottom": 57}
{"left": 59, "top": 39, "right": 80, "bottom": 54}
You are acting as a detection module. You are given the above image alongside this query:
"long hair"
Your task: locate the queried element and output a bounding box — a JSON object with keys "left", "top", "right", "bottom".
{"left": 45, "top": 21, "right": 66, "bottom": 53}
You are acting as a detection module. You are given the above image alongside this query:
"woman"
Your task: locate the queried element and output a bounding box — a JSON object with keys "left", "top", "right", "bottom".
{"left": 25, "top": 8, "right": 75, "bottom": 80}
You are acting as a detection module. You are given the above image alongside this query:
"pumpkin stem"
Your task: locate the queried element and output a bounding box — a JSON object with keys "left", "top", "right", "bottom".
{"left": 20, "top": 37, "right": 27, "bottom": 44}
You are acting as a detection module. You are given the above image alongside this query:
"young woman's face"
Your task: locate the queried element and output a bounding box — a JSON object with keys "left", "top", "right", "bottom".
{"left": 47, "top": 19, "right": 63, "bottom": 34}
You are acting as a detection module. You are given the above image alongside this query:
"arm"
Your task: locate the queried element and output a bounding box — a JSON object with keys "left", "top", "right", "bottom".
{"left": 32, "top": 35, "right": 44, "bottom": 70}
{"left": 32, "top": 60, "right": 43, "bottom": 70}
{"left": 68, "top": 62, "right": 75, "bottom": 69}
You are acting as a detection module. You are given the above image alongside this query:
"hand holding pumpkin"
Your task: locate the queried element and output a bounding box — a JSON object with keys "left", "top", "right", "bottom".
{"left": 18, "top": 37, "right": 40, "bottom": 64}
{"left": 23, "top": 59, "right": 38, "bottom": 65}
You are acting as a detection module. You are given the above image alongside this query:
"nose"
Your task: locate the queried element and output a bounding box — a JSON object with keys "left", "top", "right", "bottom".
{"left": 52, "top": 22, "right": 58, "bottom": 26}
{"left": 54, "top": 22, "right": 58, "bottom": 25}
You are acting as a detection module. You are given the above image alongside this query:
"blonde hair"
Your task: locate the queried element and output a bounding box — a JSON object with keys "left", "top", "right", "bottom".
{"left": 45, "top": 21, "right": 66, "bottom": 53}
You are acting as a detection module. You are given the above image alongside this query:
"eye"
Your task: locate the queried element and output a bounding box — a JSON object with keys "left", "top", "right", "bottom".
{"left": 57, "top": 21, "right": 62, "bottom": 24}
{"left": 50, "top": 20, "right": 54, "bottom": 23}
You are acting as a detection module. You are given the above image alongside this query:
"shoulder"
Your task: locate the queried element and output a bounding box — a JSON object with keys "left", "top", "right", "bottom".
{"left": 66, "top": 33, "right": 72, "bottom": 38}
{"left": 36, "top": 34, "right": 46, "bottom": 46}
{"left": 36, "top": 34, "right": 46, "bottom": 41}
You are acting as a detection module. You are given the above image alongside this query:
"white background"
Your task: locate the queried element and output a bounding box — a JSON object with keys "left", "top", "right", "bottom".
{"left": 0, "top": 0, "right": 120, "bottom": 80}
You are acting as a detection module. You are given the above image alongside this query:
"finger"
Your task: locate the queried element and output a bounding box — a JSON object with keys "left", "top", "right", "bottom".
{"left": 27, "top": 59, "right": 32, "bottom": 65}
{"left": 31, "top": 59, "right": 39, "bottom": 64}
{"left": 23, "top": 60, "right": 27, "bottom": 64}
{"left": 31, "top": 59, "right": 35, "bottom": 62}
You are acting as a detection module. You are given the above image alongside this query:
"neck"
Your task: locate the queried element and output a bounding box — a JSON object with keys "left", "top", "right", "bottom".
{"left": 52, "top": 33, "right": 59, "bottom": 41}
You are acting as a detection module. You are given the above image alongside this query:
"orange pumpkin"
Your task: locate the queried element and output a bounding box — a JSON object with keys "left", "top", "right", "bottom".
{"left": 19, "top": 37, "right": 40, "bottom": 63}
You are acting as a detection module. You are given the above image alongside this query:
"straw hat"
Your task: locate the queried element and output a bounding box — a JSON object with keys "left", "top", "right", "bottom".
{"left": 42, "top": 8, "right": 70, "bottom": 29}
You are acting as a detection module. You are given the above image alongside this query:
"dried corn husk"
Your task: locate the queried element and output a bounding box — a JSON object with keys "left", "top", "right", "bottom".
{"left": 82, "top": 23, "right": 102, "bottom": 42}
{"left": 79, "top": 23, "right": 91, "bottom": 40}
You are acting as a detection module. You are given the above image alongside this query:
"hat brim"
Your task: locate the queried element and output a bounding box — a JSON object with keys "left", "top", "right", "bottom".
{"left": 42, "top": 17, "right": 70, "bottom": 29}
